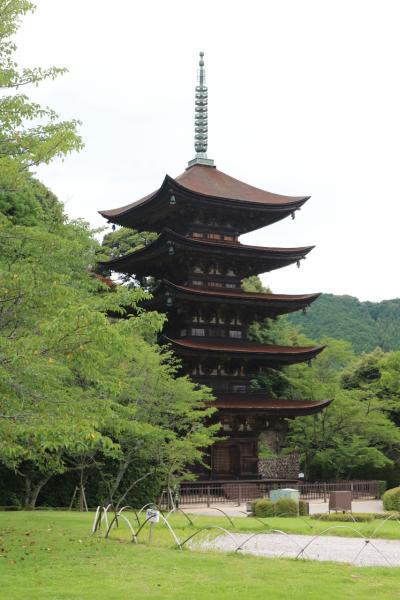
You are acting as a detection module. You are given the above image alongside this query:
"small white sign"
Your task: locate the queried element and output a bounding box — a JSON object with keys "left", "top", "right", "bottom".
{"left": 146, "top": 509, "right": 160, "bottom": 523}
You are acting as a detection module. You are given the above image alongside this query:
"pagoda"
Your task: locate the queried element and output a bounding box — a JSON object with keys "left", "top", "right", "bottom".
{"left": 99, "top": 52, "right": 330, "bottom": 479}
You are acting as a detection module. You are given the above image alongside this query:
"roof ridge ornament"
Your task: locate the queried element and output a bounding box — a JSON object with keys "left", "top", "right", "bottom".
{"left": 187, "top": 51, "right": 215, "bottom": 168}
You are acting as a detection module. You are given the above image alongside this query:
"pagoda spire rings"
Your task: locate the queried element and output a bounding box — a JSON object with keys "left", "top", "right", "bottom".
{"left": 188, "top": 51, "right": 214, "bottom": 168}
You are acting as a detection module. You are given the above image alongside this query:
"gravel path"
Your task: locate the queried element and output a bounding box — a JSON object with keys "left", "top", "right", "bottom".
{"left": 181, "top": 499, "right": 384, "bottom": 517}
{"left": 193, "top": 532, "right": 400, "bottom": 567}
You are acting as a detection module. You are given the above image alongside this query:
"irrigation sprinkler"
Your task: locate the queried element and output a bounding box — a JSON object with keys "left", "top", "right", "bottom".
{"left": 117, "top": 506, "right": 141, "bottom": 527}
{"left": 180, "top": 526, "right": 238, "bottom": 549}
{"left": 105, "top": 513, "right": 138, "bottom": 543}
{"left": 295, "top": 525, "right": 367, "bottom": 559}
{"left": 137, "top": 503, "right": 165, "bottom": 518}
{"left": 371, "top": 513, "right": 400, "bottom": 539}
{"left": 235, "top": 529, "right": 306, "bottom": 557}
{"left": 349, "top": 538, "right": 393, "bottom": 567}
{"left": 165, "top": 507, "right": 195, "bottom": 527}
{"left": 196, "top": 506, "right": 236, "bottom": 527}
{"left": 158, "top": 513, "right": 182, "bottom": 548}
{"left": 92, "top": 505, "right": 112, "bottom": 534}
{"left": 133, "top": 512, "right": 182, "bottom": 548}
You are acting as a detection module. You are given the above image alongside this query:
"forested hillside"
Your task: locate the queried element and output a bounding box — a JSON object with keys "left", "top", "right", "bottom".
{"left": 288, "top": 294, "right": 400, "bottom": 353}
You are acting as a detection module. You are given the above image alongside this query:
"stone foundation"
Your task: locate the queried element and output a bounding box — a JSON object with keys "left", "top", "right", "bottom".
{"left": 258, "top": 453, "right": 300, "bottom": 480}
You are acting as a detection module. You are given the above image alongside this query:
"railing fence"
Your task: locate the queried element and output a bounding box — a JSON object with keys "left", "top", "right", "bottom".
{"left": 165, "top": 479, "right": 380, "bottom": 508}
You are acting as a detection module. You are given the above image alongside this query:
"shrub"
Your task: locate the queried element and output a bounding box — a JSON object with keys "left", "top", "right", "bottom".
{"left": 382, "top": 487, "right": 400, "bottom": 511}
{"left": 378, "top": 480, "right": 387, "bottom": 498}
{"left": 311, "top": 512, "right": 374, "bottom": 522}
{"left": 274, "top": 497, "right": 298, "bottom": 517}
{"left": 253, "top": 498, "right": 275, "bottom": 517}
{"left": 373, "top": 511, "right": 400, "bottom": 519}
{"left": 299, "top": 500, "right": 309, "bottom": 516}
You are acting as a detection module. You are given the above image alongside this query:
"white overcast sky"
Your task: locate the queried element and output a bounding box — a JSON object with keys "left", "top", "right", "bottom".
{"left": 15, "top": 0, "right": 400, "bottom": 301}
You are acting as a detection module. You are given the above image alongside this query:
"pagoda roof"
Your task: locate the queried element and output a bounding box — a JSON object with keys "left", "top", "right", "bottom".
{"left": 164, "top": 337, "right": 325, "bottom": 365}
{"left": 176, "top": 166, "right": 308, "bottom": 206}
{"left": 160, "top": 280, "right": 320, "bottom": 312}
{"left": 213, "top": 394, "right": 331, "bottom": 416}
{"left": 100, "top": 228, "right": 314, "bottom": 277}
{"left": 99, "top": 165, "right": 310, "bottom": 233}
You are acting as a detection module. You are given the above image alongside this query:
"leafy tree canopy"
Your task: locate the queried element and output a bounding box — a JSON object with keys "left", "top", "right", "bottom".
{"left": 289, "top": 293, "right": 400, "bottom": 354}
{"left": 0, "top": 0, "right": 82, "bottom": 190}
{"left": 0, "top": 171, "right": 65, "bottom": 226}
{"left": 0, "top": 214, "right": 218, "bottom": 506}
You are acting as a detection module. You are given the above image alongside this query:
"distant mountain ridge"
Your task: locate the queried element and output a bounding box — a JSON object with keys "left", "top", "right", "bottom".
{"left": 288, "top": 294, "right": 400, "bottom": 353}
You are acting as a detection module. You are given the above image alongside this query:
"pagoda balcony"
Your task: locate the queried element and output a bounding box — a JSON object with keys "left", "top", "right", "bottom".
{"left": 146, "top": 280, "right": 321, "bottom": 318}
{"left": 164, "top": 336, "right": 325, "bottom": 366}
{"left": 99, "top": 228, "right": 314, "bottom": 280}
{"left": 213, "top": 393, "right": 332, "bottom": 417}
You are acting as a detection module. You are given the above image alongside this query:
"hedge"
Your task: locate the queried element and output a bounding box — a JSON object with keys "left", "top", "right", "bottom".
{"left": 311, "top": 512, "right": 374, "bottom": 522}
{"left": 252, "top": 497, "right": 299, "bottom": 518}
{"left": 382, "top": 487, "right": 400, "bottom": 511}
{"left": 274, "top": 497, "right": 298, "bottom": 517}
{"left": 253, "top": 498, "right": 275, "bottom": 517}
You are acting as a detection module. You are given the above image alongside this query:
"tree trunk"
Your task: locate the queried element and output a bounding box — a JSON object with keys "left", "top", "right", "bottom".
{"left": 23, "top": 475, "right": 51, "bottom": 509}
{"left": 107, "top": 448, "right": 135, "bottom": 505}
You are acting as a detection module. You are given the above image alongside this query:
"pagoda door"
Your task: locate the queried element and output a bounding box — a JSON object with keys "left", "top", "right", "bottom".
{"left": 212, "top": 444, "right": 241, "bottom": 477}
{"left": 229, "top": 445, "right": 241, "bottom": 476}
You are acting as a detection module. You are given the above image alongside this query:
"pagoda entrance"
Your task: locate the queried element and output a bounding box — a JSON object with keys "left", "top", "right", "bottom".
{"left": 211, "top": 443, "right": 241, "bottom": 477}
{"left": 211, "top": 440, "right": 259, "bottom": 479}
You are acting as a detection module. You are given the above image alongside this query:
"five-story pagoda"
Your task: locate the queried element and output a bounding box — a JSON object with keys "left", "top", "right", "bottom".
{"left": 100, "top": 52, "right": 330, "bottom": 479}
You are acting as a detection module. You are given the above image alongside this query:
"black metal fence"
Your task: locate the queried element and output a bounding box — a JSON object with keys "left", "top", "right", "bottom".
{"left": 173, "top": 479, "right": 380, "bottom": 507}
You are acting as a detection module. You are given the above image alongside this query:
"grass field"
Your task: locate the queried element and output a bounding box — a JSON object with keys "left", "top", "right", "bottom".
{"left": 1, "top": 510, "right": 400, "bottom": 599}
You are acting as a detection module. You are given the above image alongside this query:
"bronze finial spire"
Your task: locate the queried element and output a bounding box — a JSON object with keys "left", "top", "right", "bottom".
{"left": 188, "top": 51, "right": 215, "bottom": 168}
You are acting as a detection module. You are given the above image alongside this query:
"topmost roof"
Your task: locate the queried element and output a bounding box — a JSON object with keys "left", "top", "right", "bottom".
{"left": 175, "top": 165, "right": 308, "bottom": 206}
{"left": 99, "top": 164, "right": 309, "bottom": 223}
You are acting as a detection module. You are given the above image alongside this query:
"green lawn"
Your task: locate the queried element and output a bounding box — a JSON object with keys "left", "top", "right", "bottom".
{"left": 1, "top": 511, "right": 400, "bottom": 600}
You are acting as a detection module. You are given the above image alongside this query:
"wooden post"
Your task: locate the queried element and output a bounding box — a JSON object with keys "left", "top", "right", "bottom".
{"left": 323, "top": 483, "right": 327, "bottom": 503}
{"left": 237, "top": 484, "right": 241, "bottom": 507}
{"left": 68, "top": 487, "right": 78, "bottom": 511}
{"left": 207, "top": 485, "right": 211, "bottom": 507}
{"left": 81, "top": 486, "right": 88, "bottom": 512}
{"left": 149, "top": 522, "right": 154, "bottom": 545}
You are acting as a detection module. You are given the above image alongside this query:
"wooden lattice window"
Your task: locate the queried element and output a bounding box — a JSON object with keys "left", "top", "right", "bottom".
{"left": 229, "top": 330, "right": 242, "bottom": 339}
{"left": 191, "top": 328, "right": 205, "bottom": 336}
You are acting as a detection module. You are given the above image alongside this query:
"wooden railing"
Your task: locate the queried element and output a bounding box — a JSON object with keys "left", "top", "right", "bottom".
{"left": 169, "top": 479, "right": 380, "bottom": 507}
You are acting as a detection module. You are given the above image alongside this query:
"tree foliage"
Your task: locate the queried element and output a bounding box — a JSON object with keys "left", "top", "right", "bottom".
{"left": 0, "top": 0, "right": 83, "bottom": 190}
{"left": 285, "top": 343, "right": 400, "bottom": 481}
{"left": 0, "top": 212, "right": 218, "bottom": 506}
{"left": 0, "top": 171, "right": 65, "bottom": 226}
{"left": 289, "top": 293, "right": 400, "bottom": 353}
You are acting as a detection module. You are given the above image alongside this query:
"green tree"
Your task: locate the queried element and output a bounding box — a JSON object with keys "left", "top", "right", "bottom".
{"left": 285, "top": 344, "right": 400, "bottom": 480}
{"left": 0, "top": 172, "right": 64, "bottom": 226}
{"left": 287, "top": 390, "right": 399, "bottom": 479}
{"left": 0, "top": 214, "right": 218, "bottom": 507}
{"left": 101, "top": 227, "right": 157, "bottom": 261}
{"left": 288, "top": 293, "right": 400, "bottom": 354}
{"left": 241, "top": 275, "right": 271, "bottom": 293}
{"left": 0, "top": 0, "right": 82, "bottom": 190}
{"left": 99, "top": 226, "right": 158, "bottom": 288}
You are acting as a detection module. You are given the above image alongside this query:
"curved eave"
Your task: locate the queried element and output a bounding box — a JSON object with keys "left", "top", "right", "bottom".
{"left": 99, "top": 228, "right": 314, "bottom": 275}
{"left": 99, "top": 169, "right": 310, "bottom": 231}
{"left": 213, "top": 395, "right": 331, "bottom": 416}
{"left": 164, "top": 336, "right": 325, "bottom": 365}
{"left": 162, "top": 280, "right": 321, "bottom": 309}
